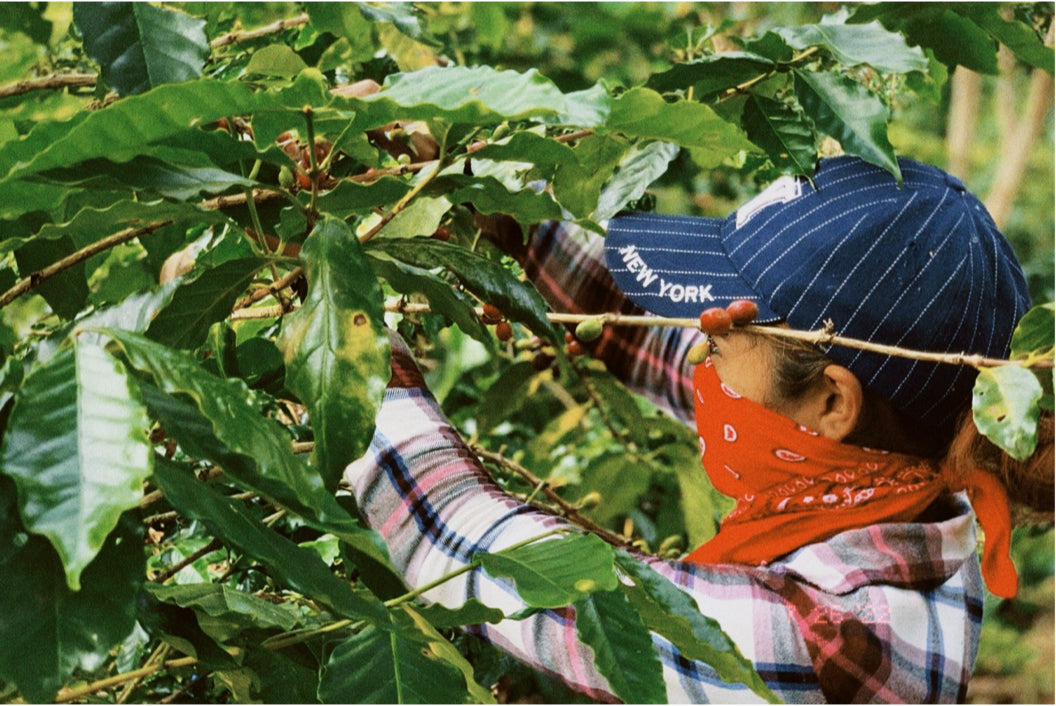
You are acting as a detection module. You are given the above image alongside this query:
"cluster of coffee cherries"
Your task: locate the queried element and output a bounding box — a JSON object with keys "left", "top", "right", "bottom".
{"left": 689, "top": 299, "right": 760, "bottom": 364}
{"left": 480, "top": 303, "right": 513, "bottom": 342}
{"left": 276, "top": 131, "right": 336, "bottom": 192}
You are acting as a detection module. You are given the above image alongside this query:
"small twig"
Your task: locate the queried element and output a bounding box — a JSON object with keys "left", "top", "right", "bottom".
{"left": 0, "top": 72, "right": 96, "bottom": 99}
{"left": 358, "top": 160, "right": 445, "bottom": 244}
{"left": 116, "top": 643, "right": 169, "bottom": 704}
{"left": 382, "top": 301, "right": 1053, "bottom": 370}
{"left": 232, "top": 267, "right": 304, "bottom": 311}
{"left": 53, "top": 656, "right": 197, "bottom": 704}
{"left": 469, "top": 443, "right": 636, "bottom": 550}
{"left": 209, "top": 12, "right": 309, "bottom": 48}
{"left": 716, "top": 46, "right": 820, "bottom": 102}
{"left": 151, "top": 539, "right": 223, "bottom": 584}
{"left": 554, "top": 129, "right": 595, "bottom": 143}
{"left": 0, "top": 219, "right": 173, "bottom": 310}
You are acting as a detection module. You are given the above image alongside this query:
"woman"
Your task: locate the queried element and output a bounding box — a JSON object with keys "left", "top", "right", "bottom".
{"left": 344, "top": 157, "right": 1045, "bottom": 702}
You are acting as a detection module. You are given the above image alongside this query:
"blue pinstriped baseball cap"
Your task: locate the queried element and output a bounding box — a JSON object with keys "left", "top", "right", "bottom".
{"left": 605, "top": 156, "right": 1031, "bottom": 435}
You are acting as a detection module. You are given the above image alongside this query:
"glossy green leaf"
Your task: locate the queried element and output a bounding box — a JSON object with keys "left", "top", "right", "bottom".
{"left": 607, "top": 87, "right": 754, "bottom": 156}
{"left": 366, "top": 253, "right": 492, "bottom": 344}
{"left": 318, "top": 604, "right": 493, "bottom": 704}
{"left": 434, "top": 174, "right": 564, "bottom": 223}
{"left": 646, "top": 52, "right": 776, "bottom": 95}
{"left": 775, "top": 20, "right": 928, "bottom": 74}
{"left": 306, "top": 3, "right": 375, "bottom": 62}
{"left": 102, "top": 329, "right": 384, "bottom": 560}
{"left": 315, "top": 177, "right": 413, "bottom": 217}
{"left": 593, "top": 140, "right": 680, "bottom": 222}
{"left": 136, "top": 588, "right": 239, "bottom": 669}
{"left": 1010, "top": 303, "right": 1055, "bottom": 359}
{"left": 551, "top": 133, "right": 630, "bottom": 219}
{"left": 475, "top": 532, "right": 618, "bottom": 609}
{"left": 961, "top": 5, "right": 1054, "bottom": 73}
{"left": 0, "top": 508, "right": 143, "bottom": 704}
{"left": 367, "top": 238, "right": 558, "bottom": 344}
{"left": 152, "top": 458, "right": 388, "bottom": 623}
{"left": 277, "top": 217, "right": 390, "bottom": 490}
{"left": 573, "top": 589, "right": 666, "bottom": 704}
{"left": 0, "top": 338, "right": 150, "bottom": 589}
{"left": 615, "top": 552, "right": 778, "bottom": 702}
{"left": 73, "top": 3, "right": 209, "bottom": 96}
{"left": 222, "top": 648, "right": 321, "bottom": 704}
{"left": 0, "top": 2, "right": 52, "bottom": 44}
{"left": 794, "top": 70, "right": 900, "bottom": 181}
{"left": 41, "top": 158, "right": 258, "bottom": 201}
{"left": 848, "top": 4, "right": 999, "bottom": 74}
{"left": 146, "top": 257, "right": 269, "bottom": 350}
{"left": 417, "top": 598, "right": 505, "bottom": 629}
{"left": 145, "top": 582, "right": 302, "bottom": 639}
{"left": 972, "top": 365, "right": 1043, "bottom": 461}
{"left": 244, "top": 44, "right": 310, "bottom": 79}
{"left": 741, "top": 94, "right": 817, "bottom": 176}
{"left": 357, "top": 65, "right": 567, "bottom": 128}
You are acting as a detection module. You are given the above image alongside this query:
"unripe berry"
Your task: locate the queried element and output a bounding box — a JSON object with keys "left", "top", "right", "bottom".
{"left": 698, "top": 307, "right": 732, "bottom": 336}
{"left": 278, "top": 165, "right": 295, "bottom": 190}
{"left": 577, "top": 491, "right": 602, "bottom": 510}
{"left": 726, "top": 299, "right": 760, "bottom": 326}
{"left": 574, "top": 318, "right": 604, "bottom": 342}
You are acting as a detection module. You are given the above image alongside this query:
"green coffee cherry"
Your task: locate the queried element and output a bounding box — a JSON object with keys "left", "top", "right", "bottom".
{"left": 491, "top": 122, "right": 511, "bottom": 141}
{"left": 397, "top": 153, "right": 412, "bottom": 165}
{"left": 574, "top": 318, "right": 604, "bottom": 342}
{"left": 278, "top": 165, "right": 295, "bottom": 189}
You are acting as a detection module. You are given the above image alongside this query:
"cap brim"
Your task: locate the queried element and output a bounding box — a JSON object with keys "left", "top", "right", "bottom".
{"left": 604, "top": 213, "right": 780, "bottom": 322}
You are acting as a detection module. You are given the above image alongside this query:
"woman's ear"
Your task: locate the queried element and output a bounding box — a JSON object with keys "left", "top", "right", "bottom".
{"left": 813, "top": 364, "right": 864, "bottom": 441}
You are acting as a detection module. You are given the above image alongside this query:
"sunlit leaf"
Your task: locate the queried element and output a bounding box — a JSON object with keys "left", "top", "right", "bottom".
{"left": 277, "top": 217, "right": 390, "bottom": 489}
{"left": 0, "top": 338, "right": 150, "bottom": 589}
{"left": 972, "top": 365, "right": 1043, "bottom": 461}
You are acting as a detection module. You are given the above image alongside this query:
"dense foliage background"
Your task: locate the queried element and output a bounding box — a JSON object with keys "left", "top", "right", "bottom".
{"left": 0, "top": 2, "right": 1052, "bottom": 703}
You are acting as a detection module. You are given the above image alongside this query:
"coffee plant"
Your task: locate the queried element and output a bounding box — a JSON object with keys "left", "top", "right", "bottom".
{"left": 0, "top": 3, "right": 1051, "bottom": 703}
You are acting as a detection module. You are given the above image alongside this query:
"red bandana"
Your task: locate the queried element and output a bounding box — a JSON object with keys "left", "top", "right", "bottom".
{"left": 685, "top": 358, "right": 1017, "bottom": 598}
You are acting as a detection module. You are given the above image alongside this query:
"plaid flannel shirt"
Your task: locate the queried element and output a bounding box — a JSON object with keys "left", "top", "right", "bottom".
{"left": 344, "top": 222, "right": 984, "bottom": 703}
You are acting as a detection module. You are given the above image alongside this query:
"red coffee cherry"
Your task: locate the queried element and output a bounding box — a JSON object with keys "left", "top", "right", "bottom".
{"left": 726, "top": 299, "right": 760, "bottom": 326}
{"left": 481, "top": 303, "right": 503, "bottom": 325}
{"left": 495, "top": 321, "right": 513, "bottom": 342}
{"left": 566, "top": 340, "right": 586, "bottom": 357}
{"left": 698, "top": 307, "right": 732, "bottom": 336}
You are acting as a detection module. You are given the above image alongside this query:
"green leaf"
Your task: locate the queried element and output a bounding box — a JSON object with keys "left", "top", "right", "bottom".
{"left": 580, "top": 452, "right": 653, "bottom": 527}
{"left": 473, "top": 361, "right": 537, "bottom": 433}
{"left": 73, "top": 3, "right": 209, "bottom": 96}
{"left": 0, "top": 338, "right": 151, "bottom": 589}
{"left": 794, "top": 70, "right": 900, "bottom": 181}
{"left": 306, "top": 3, "right": 375, "bottom": 62}
{"left": 417, "top": 598, "right": 506, "bottom": 630}
{"left": 152, "top": 458, "right": 388, "bottom": 623}
{"left": 475, "top": 533, "right": 619, "bottom": 609}
{"left": 551, "top": 133, "right": 630, "bottom": 219}
{"left": 40, "top": 158, "right": 258, "bottom": 201}
{"left": 1010, "top": 304, "right": 1055, "bottom": 359}
{"left": 741, "top": 94, "right": 817, "bottom": 177}
{"left": 13, "top": 235, "right": 89, "bottom": 319}
{"left": 848, "top": 4, "right": 999, "bottom": 74}
{"left": 315, "top": 177, "right": 414, "bottom": 217}
{"left": 244, "top": 44, "right": 310, "bottom": 79}
{"left": 146, "top": 257, "right": 269, "bottom": 350}
{"left": 145, "top": 582, "right": 303, "bottom": 639}
{"left": 573, "top": 589, "right": 666, "bottom": 704}
{"left": 593, "top": 141, "right": 680, "bottom": 222}
{"left": 367, "top": 238, "right": 558, "bottom": 344}
{"left": 102, "top": 329, "right": 384, "bottom": 561}
{"left": 962, "top": 5, "right": 1054, "bottom": 73}
{"left": 355, "top": 65, "right": 568, "bottom": 127}
{"left": 136, "top": 588, "right": 239, "bottom": 670}
{"left": 615, "top": 552, "right": 779, "bottom": 703}
{"left": 366, "top": 254, "right": 492, "bottom": 344}
{"left": 0, "top": 2, "right": 52, "bottom": 44}
{"left": 646, "top": 52, "right": 776, "bottom": 95}
{"left": 972, "top": 365, "right": 1043, "bottom": 461}
{"left": 0, "top": 506, "right": 143, "bottom": 704}
{"left": 606, "top": 87, "right": 754, "bottom": 156}
{"left": 434, "top": 174, "right": 564, "bottom": 223}
{"left": 318, "top": 604, "right": 493, "bottom": 704}
{"left": 775, "top": 20, "right": 928, "bottom": 74}
{"left": 277, "top": 217, "right": 390, "bottom": 490}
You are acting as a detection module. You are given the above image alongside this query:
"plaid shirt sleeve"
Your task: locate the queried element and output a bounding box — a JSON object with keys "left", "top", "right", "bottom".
{"left": 346, "top": 335, "right": 983, "bottom": 704}
{"left": 521, "top": 220, "right": 701, "bottom": 427}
